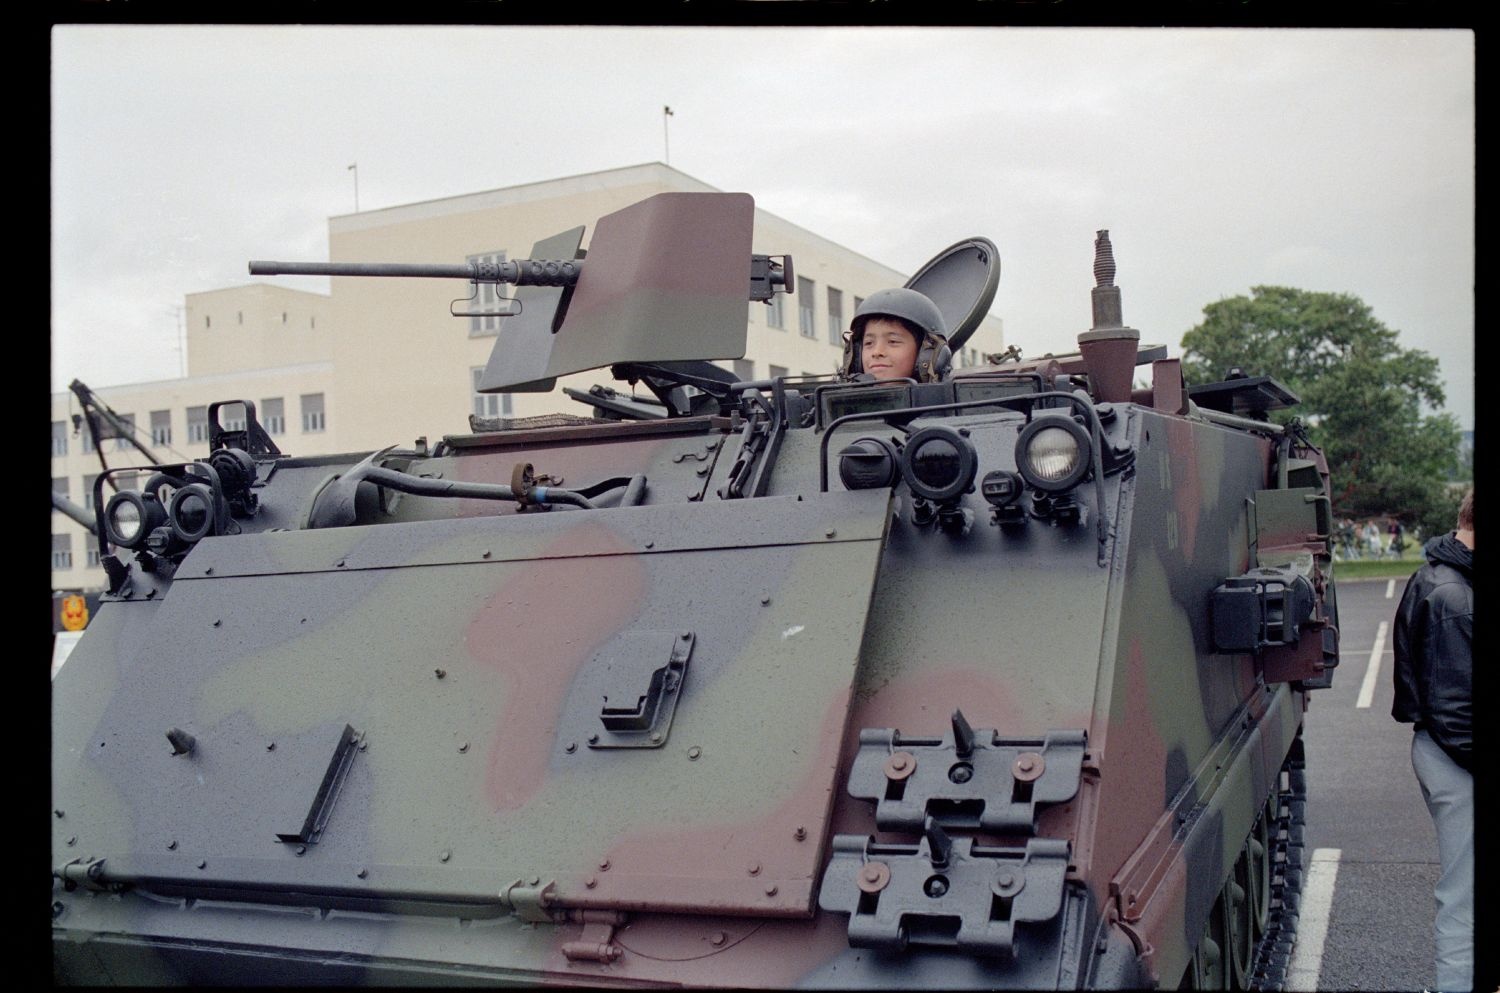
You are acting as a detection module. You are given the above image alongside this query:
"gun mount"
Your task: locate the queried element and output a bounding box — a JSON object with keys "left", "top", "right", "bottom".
{"left": 254, "top": 193, "right": 791, "bottom": 408}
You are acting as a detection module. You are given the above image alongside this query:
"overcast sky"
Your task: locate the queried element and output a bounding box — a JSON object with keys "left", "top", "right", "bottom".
{"left": 51, "top": 26, "right": 1473, "bottom": 428}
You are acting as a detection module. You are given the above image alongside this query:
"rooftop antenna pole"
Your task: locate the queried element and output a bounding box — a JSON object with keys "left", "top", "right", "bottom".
{"left": 348, "top": 162, "right": 359, "bottom": 212}
{"left": 662, "top": 106, "right": 673, "bottom": 166}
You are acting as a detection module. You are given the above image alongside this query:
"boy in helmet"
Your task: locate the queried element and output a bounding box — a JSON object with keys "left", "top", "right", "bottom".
{"left": 839, "top": 288, "right": 952, "bottom": 383}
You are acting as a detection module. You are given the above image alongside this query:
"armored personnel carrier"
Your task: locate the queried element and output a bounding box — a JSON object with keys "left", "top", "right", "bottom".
{"left": 52, "top": 191, "right": 1337, "bottom": 988}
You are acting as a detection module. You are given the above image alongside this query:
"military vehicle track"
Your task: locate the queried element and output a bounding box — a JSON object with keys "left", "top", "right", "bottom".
{"left": 1248, "top": 733, "right": 1308, "bottom": 992}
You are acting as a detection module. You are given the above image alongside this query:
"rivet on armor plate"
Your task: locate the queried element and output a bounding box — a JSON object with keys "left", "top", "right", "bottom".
{"left": 710, "top": 931, "right": 726, "bottom": 946}
{"left": 434, "top": 668, "right": 446, "bottom": 679}
{"left": 599, "top": 859, "right": 611, "bottom": 871}
{"left": 585, "top": 876, "right": 597, "bottom": 888}
{"left": 794, "top": 826, "right": 807, "bottom": 841}
{"left": 1013, "top": 752, "right": 1046, "bottom": 782}
{"left": 747, "top": 862, "right": 761, "bottom": 876}
{"left": 884, "top": 751, "right": 917, "bottom": 780}
{"left": 357, "top": 868, "right": 368, "bottom": 879}
{"left": 856, "top": 861, "right": 891, "bottom": 894}
{"left": 167, "top": 840, "right": 176, "bottom": 850}
{"left": 458, "top": 742, "right": 469, "bottom": 753}
{"left": 440, "top": 850, "right": 451, "bottom": 863}
{"left": 565, "top": 742, "right": 577, "bottom": 753}
{"left": 688, "top": 746, "right": 702, "bottom": 760}
{"left": 765, "top": 884, "right": 778, "bottom": 897}
{"left": 295, "top": 845, "right": 306, "bottom": 856}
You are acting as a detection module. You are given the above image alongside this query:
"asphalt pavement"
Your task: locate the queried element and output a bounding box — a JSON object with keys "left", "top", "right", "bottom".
{"left": 1297, "top": 576, "right": 1440, "bottom": 992}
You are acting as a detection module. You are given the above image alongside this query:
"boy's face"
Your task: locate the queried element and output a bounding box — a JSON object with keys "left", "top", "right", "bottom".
{"left": 860, "top": 318, "right": 919, "bottom": 381}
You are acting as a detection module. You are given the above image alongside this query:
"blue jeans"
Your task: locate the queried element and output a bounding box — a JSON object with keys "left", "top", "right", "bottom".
{"left": 1412, "top": 729, "right": 1473, "bottom": 992}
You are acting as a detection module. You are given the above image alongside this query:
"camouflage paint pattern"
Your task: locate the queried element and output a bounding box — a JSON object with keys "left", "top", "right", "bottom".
{"left": 53, "top": 194, "right": 1336, "bottom": 988}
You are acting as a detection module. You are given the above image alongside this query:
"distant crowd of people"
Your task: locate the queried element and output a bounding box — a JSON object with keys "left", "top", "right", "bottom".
{"left": 1335, "top": 516, "right": 1410, "bottom": 560}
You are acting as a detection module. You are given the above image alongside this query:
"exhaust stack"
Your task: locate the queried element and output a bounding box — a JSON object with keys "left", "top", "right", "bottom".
{"left": 1077, "top": 231, "right": 1140, "bottom": 403}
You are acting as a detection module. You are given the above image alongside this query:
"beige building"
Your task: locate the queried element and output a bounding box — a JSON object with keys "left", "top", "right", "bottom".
{"left": 52, "top": 162, "right": 1004, "bottom": 591}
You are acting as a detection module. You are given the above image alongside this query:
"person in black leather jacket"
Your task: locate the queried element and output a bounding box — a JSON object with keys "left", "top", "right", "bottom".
{"left": 1392, "top": 487, "right": 1472, "bottom": 992}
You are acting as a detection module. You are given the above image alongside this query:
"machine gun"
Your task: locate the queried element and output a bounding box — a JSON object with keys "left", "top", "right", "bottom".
{"left": 252, "top": 192, "right": 793, "bottom": 417}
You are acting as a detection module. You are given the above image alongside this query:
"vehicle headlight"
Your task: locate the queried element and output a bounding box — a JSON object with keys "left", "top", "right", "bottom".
{"left": 838, "top": 437, "right": 900, "bottom": 490}
{"left": 103, "top": 490, "right": 165, "bottom": 550}
{"left": 169, "top": 483, "right": 219, "bottom": 543}
{"left": 900, "top": 425, "right": 978, "bottom": 503}
{"left": 1016, "top": 415, "right": 1092, "bottom": 492}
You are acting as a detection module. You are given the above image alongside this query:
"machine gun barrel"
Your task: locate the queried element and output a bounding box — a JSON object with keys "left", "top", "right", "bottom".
{"left": 248, "top": 258, "right": 582, "bottom": 286}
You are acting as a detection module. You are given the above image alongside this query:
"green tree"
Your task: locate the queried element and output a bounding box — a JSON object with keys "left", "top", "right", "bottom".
{"left": 1180, "top": 286, "right": 1461, "bottom": 527}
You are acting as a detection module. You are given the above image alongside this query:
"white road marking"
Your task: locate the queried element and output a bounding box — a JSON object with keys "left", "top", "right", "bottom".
{"left": 1386, "top": 578, "right": 1396, "bottom": 599}
{"left": 1285, "top": 847, "right": 1342, "bottom": 991}
{"left": 1355, "top": 621, "right": 1388, "bottom": 709}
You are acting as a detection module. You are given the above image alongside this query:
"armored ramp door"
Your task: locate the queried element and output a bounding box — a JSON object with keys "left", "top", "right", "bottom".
{"left": 54, "top": 491, "right": 890, "bottom": 918}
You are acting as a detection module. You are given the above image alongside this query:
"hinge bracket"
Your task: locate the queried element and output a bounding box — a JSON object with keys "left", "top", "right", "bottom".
{"left": 846, "top": 710, "right": 1087, "bottom": 833}
{"left": 819, "top": 818, "right": 1070, "bottom": 955}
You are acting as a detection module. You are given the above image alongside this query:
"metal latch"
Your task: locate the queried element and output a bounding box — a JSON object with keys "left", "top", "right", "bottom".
{"left": 845, "top": 711, "right": 1087, "bottom": 833}
{"left": 587, "top": 631, "right": 693, "bottom": 748}
{"left": 819, "top": 817, "right": 1070, "bottom": 955}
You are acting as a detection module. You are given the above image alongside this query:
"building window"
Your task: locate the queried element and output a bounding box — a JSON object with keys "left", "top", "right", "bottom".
{"left": 83, "top": 473, "right": 99, "bottom": 510}
{"left": 467, "top": 251, "right": 508, "bottom": 336}
{"left": 52, "top": 534, "right": 73, "bottom": 570}
{"left": 87, "top": 547, "right": 102, "bottom": 568}
{"left": 766, "top": 293, "right": 785, "bottom": 330}
{"left": 205, "top": 315, "right": 211, "bottom": 329}
{"left": 310, "top": 316, "right": 315, "bottom": 329}
{"left": 733, "top": 359, "right": 754, "bottom": 382}
{"left": 827, "top": 287, "right": 845, "bottom": 345}
{"left": 150, "top": 410, "right": 172, "bottom": 446}
{"left": 114, "top": 414, "right": 135, "bottom": 452}
{"left": 769, "top": 364, "right": 789, "bottom": 380}
{"left": 301, "top": 393, "right": 326, "bottom": 433}
{"left": 237, "top": 311, "right": 243, "bottom": 325}
{"left": 797, "top": 277, "right": 816, "bottom": 338}
{"left": 261, "top": 397, "right": 285, "bottom": 436}
{"left": 187, "top": 406, "right": 209, "bottom": 444}
{"left": 53, "top": 476, "right": 69, "bottom": 503}
{"left": 82, "top": 427, "right": 96, "bottom": 454}
{"left": 853, "top": 295, "right": 864, "bottom": 315}
{"left": 471, "top": 368, "right": 512, "bottom": 418}
{"left": 282, "top": 312, "right": 288, "bottom": 324}
{"left": 52, "top": 420, "right": 68, "bottom": 457}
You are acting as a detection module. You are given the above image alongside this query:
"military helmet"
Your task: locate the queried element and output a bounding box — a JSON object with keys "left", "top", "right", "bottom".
{"left": 840, "top": 287, "right": 952, "bottom": 383}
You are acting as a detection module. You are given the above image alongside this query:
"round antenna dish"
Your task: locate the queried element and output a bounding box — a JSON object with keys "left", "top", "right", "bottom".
{"left": 904, "top": 237, "right": 1000, "bottom": 353}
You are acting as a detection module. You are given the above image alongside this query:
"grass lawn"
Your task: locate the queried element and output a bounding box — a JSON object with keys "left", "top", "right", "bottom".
{"left": 1334, "top": 558, "right": 1421, "bottom": 581}
{"left": 1332, "top": 541, "right": 1425, "bottom": 581}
